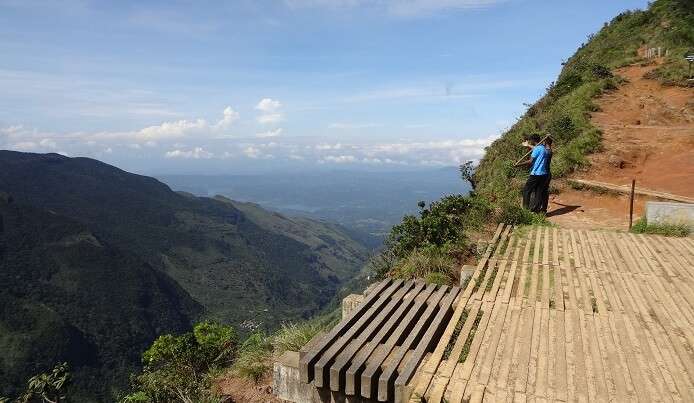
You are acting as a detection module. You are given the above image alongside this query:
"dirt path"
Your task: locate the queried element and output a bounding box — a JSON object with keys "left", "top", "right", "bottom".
{"left": 216, "top": 373, "right": 281, "bottom": 403}
{"left": 548, "top": 61, "right": 694, "bottom": 229}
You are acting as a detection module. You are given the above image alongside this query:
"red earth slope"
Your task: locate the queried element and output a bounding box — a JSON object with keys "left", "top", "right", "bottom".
{"left": 548, "top": 61, "right": 694, "bottom": 229}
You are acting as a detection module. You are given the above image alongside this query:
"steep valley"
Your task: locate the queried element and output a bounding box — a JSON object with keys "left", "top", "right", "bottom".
{"left": 0, "top": 151, "right": 371, "bottom": 401}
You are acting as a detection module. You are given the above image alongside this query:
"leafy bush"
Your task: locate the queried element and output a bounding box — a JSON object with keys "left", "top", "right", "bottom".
{"left": 123, "top": 322, "right": 237, "bottom": 403}
{"left": 386, "top": 195, "right": 491, "bottom": 259}
{"left": 630, "top": 217, "right": 690, "bottom": 237}
{"left": 368, "top": 195, "right": 492, "bottom": 282}
{"left": 1, "top": 363, "right": 71, "bottom": 403}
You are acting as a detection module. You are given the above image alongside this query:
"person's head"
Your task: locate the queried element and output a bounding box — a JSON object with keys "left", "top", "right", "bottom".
{"left": 544, "top": 137, "right": 553, "bottom": 148}
{"left": 528, "top": 134, "right": 541, "bottom": 145}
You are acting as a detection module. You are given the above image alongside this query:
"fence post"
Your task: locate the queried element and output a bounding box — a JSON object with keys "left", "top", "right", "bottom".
{"left": 629, "top": 179, "right": 636, "bottom": 230}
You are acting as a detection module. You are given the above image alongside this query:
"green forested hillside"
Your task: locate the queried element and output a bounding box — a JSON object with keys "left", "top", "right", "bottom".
{"left": 0, "top": 151, "right": 370, "bottom": 401}
{"left": 474, "top": 0, "right": 694, "bottom": 200}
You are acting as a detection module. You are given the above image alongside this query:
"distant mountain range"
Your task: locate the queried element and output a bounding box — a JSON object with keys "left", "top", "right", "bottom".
{"left": 0, "top": 151, "right": 371, "bottom": 401}
{"left": 159, "top": 168, "right": 470, "bottom": 240}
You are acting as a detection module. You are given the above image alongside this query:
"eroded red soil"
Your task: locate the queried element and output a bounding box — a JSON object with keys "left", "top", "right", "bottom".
{"left": 549, "top": 60, "right": 694, "bottom": 229}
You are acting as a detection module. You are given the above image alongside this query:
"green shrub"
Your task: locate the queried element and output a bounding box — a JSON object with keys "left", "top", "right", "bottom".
{"left": 630, "top": 217, "right": 690, "bottom": 237}
{"left": 124, "top": 322, "right": 237, "bottom": 403}
{"left": 386, "top": 194, "right": 491, "bottom": 259}
{"left": 374, "top": 195, "right": 494, "bottom": 284}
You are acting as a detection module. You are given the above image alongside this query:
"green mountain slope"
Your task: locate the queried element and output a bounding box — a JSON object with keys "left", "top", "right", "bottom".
{"left": 0, "top": 196, "right": 202, "bottom": 401}
{"left": 474, "top": 0, "right": 694, "bottom": 199}
{"left": 0, "top": 151, "right": 370, "bottom": 400}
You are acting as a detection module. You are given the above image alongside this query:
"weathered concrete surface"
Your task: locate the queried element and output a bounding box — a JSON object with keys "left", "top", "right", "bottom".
{"left": 274, "top": 351, "right": 312, "bottom": 402}
{"left": 341, "top": 294, "right": 364, "bottom": 319}
{"left": 646, "top": 201, "right": 694, "bottom": 228}
{"left": 273, "top": 350, "right": 380, "bottom": 402}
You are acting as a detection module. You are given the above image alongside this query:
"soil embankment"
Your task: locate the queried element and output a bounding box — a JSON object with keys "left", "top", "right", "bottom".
{"left": 548, "top": 61, "right": 694, "bottom": 229}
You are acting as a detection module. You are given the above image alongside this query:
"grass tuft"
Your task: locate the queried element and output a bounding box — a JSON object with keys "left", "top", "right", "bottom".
{"left": 630, "top": 217, "right": 690, "bottom": 237}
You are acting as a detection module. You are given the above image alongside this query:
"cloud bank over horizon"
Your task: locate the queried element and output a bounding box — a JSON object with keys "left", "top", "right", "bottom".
{"left": 0, "top": 100, "right": 499, "bottom": 172}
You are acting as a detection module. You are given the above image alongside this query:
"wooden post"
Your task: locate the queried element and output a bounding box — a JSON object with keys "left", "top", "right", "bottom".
{"left": 628, "top": 179, "right": 636, "bottom": 230}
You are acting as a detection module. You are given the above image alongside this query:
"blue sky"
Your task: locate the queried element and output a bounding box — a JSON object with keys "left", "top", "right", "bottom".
{"left": 0, "top": 0, "right": 649, "bottom": 174}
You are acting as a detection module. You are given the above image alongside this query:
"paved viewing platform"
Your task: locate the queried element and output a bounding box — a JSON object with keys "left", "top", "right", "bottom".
{"left": 278, "top": 224, "right": 694, "bottom": 402}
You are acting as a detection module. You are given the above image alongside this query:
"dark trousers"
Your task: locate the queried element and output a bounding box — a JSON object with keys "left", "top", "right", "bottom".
{"left": 539, "top": 174, "right": 552, "bottom": 213}
{"left": 523, "top": 174, "right": 548, "bottom": 213}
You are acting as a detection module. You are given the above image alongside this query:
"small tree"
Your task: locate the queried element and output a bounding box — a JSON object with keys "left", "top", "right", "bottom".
{"left": 124, "top": 321, "right": 238, "bottom": 403}
{"left": 459, "top": 161, "right": 477, "bottom": 190}
{"left": 18, "top": 363, "right": 70, "bottom": 403}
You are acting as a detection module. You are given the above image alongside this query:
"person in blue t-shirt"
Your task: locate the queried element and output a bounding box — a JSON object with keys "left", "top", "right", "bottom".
{"left": 516, "top": 134, "right": 551, "bottom": 212}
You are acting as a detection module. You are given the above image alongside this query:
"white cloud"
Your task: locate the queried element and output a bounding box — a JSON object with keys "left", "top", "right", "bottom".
{"left": 387, "top": 0, "right": 505, "bottom": 17}
{"left": 256, "top": 128, "right": 283, "bottom": 138}
{"left": 328, "top": 122, "right": 379, "bottom": 129}
{"left": 1, "top": 119, "right": 496, "bottom": 169}
{"left": 165, "top": 147, "right": 213, "bottom": 159}
{"left": 283, "top": 0, "right": 506, "bottom": 17}
{"left": 12, "top": 141, "right": 37, "bottom": 151}
{"left": 243, "top": 146, "right": 265, "bottom": 159}
{"left": 284, "top": 0, "right": 366, "bottom": 8}
{"left": 213, "top": 106, "right": 240, "bottom": 130}
{"left": 315, "top": 143, "right": 343, "bottom": 150}
{"left": 136, "top": 118, "right": 207, "bottom": 141}
{"left": 311, "top": 135, "right": 497, "bottom": 166}
{"left": 321, "top": 155, "right": 357, "bottom": 164}
{"left": 39, "top": 138, "right": 57, "bottom": 149}
{"left": 1, "top": 124, "right": 24, "bottom": 135}
{"left": 85, "top": 106, "right": 240, "bottom": 143}
{"left": 255, "top": 98, "right": 282, "bottom": 113}
{"left": 257, "top": 113, "right": 283, "bottom": 125}
{"left": 255, "top": 98, "right": 283, "bottom": 125}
